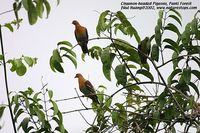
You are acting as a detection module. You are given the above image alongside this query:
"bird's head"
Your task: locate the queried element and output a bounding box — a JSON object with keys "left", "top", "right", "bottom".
{"left": 72, "top": 20, "right": 80, "bottom": 26}
{"left": 74, "top": 73, "right": 83, "bottom": 78}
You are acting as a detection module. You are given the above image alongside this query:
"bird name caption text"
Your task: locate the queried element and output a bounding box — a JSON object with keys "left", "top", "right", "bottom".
{"left": 121, "top": 1, "right": 198, "bottom": 10}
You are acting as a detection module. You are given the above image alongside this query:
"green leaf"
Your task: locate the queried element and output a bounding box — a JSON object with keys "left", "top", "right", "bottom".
{"left": 33, "top": 106, "right": 45, "bottom": 125}
{"left": 48, "top": 89, "right": 53, "bottom": 99}
{"left": 23, "top": 56, "right": 34, "bottom": 67}
{"left": 168, "top": 69, "right": 182, "bottom": 85}
{"left": 115, "top": 64, "right": 127, "bottom": 86}
{"left": 60, "top": 47, "right": 76, "bottom": 58}
{"left": 168, "top": 15, "right": 182, "bottom": 26}
{"left": 53, "top": 49, "right": 63, "bottom": 62}
{"left": 191, "top": 70, "right": 200, "bottom": 80}
{"left": 151, "top": 44, "right": 159, "bottom": 62}
{"left": 112, "top": 111, "right": 119, "bottom": 125}
{"left": 36, "top": 0, "right": 44, "bottom": 18}
{"left": 43, "top": 0, "right": 51, "bottom": 18}
{"left": 57, "top": 41, "right": 73, "bottom": 47}
{"left": 27, "top": 0, "right": 38, "bottom": 25}
{"left": 50, "top": 57, "right": 64, "bottom": 73}
{"left": 172, "top": 52, "right": 180, "bottom": 69}
{"left": 127, "top": 26, "right": 141, "bottom": 43}
{"left": 33, "top": 92, "right": 41, "bottom": 102}
{"left": 51, "top": 100, "right": 59, "bottom": 115}
{"left": 4, "top": 23, "right": 14, "bottom": 32}
{"left": 136, "top": 69, "right": 154, "bottom": 81}
{"left": 159, "top": 10, "right": 163, "bottom": 18}
{"left": 169, "top": 9, "right": 182, "bottom": 19}
{"left": 13, "top": 104, "right": 20, "bottom": 115}
{"left": 63, "top": 54, "right": 77, "bottom": 68}
{"left": 18, "top": 117, "right": 30, "bottom": 131}
{"left": 0, "top": 106, "right": 6, "bottom": 119}
{"left": 105, "top": 97, "right": 112, "bottom": 108}
{"left": 15, "top": 59, "right": 27, "bottom": 76}
{"left": 50, "top": 49, "right": 64, "bottom": 73}
{"left": 191, "top": 57, "right": 200, "bottom": 68}
{"left": 101, "top": 47, "right": 115, "bottom": 81}
{"left": 163, "top": 38, "right": 179, "bottom": 53}
{"left": 0, "top": 55, "right": 3, "bottom": 60}
{"left": 182, "top": 67, "right": 191, "bottom": 84}
{"left": 164, "top": 23, "right": 180, "bottom": 36}
{"left": 96, "top": 10, "right": 109, "bottom": 36}
{"left": 22, "top": 0, "right": 28, "bottom": 10}
{"left": 157, "top": 18, "right": 162, "bottom": 29}
{"left": 155, "top": 25, "right": 161, "bottom": 46}
{"left": 14, "top": 109, "right": 24, "bottom": 122}
{"left": 113, "top": 39, "right": 140, "bottom": 63}
{"left": 189, "top": 82, "right": 199, "bottom": 98}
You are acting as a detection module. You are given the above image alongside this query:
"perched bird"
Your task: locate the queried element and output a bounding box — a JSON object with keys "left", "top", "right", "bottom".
{"left": 138, "top": 37, "right": 151, "bottom": 64}
{"left": 75, "top": 73, "right": 99, "bottom": 104}
{"left": 72, "top": 20, "right": 89, "bottom": 54}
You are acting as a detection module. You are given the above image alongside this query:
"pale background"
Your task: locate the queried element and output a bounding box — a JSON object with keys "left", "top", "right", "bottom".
{"left": 0, "top": 0, "right": 199, "bottom": 132}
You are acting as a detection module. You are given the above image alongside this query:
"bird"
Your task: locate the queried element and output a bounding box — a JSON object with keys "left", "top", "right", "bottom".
{"left": 138, "top": 37, "right": 151, "bottom": 64}
{"left": 72, "top": 20, "right": 89, "bottom": 54}
{"left": 74, "top": 73, "right": 99, "bottom": 104}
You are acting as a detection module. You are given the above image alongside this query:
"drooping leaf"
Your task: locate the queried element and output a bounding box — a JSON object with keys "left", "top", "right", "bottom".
{"left": 136, "top": 69, "right": 154, "bottom": 81}
{"left": 43, "top": 0, "right": 51, "bottom": 18}
{"left": 151, "top": 44, "right": 159, "bottom": 62}
{"left": 172, "top": 52, "right": 180, "bottom": 69}
{"left": 155, "top": 25, "right": 161, "bottom": 46}
{"left": 114, "top": 64, "right": 127, "bottom": 86}
{"left": 27, "top": 0, "right": 38, "bottom": 25}
{"left": 15, "top": 59, "right": 27, "bottom": 76}
{"left": 48, "top": 89, "right": 53, "bottom": 99}
{"left": 182, "top": 67, "right": 191, "bottom": 84}
{"left": 18, "top": 117, "right": 30, "bottom": 131}
{"left": 169, "top": 9, "right": 182, "bottom": 20}
{"left": 51, "top": 100, "right": 59, "bottom": 115}
{"left": 96, "top": 10, "right": 109, "bottom": 36}
{"left": 23, "top": 56, "right": 34, "bottom": 67}
{"left": 4, "top": 23, "right": 14, "bottom": 32}
{"left": 57, "top": 41, "right": 73, "bottom": 47}
{"left": 0, "top": 106, "right": 6, "bottom": 119}
{"left": 62, "top": 54, "right": 77, "bottom": 68}
{"left": 168, "top": 15, "right": 182, "bottom": 26}
{"left": 189, "top": 82, "right": 199, "bottom": 98}
{"left": 60, "top": 47, "right": 76, "bottom": 58}
{"left": 164, "top": 23, "right": 180, "bottom": 36}
{"left": 101, "top": 47, "right": 115, "bottom": 81}
{"left": 36, "top": 0, "right": 44, "bottom": 18}
{"left": 167, "top": 69, "right": 182, "bottom": 85}
{"left": 191, "top": 70, "right": 200, "bottom": 80}
{"left": 50, "top": 49, "right": 64, "bottom": 73}
{"left": 163, "top": 38, "right": 179, "bottom": 53}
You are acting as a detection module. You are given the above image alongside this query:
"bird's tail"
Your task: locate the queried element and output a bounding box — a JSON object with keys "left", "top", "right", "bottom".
{"left": 91, "top": 95, "right": 99, "bottom": 104}
{"left": 81, "top": 45, "right": 89, "bottom": 54}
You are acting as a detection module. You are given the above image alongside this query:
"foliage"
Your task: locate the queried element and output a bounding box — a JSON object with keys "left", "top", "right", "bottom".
{"left": 53, "top": 10, "right": 200, "bottom": 132}
{"left": 7, "top": 55, "right": 37, "bottom": 76}
{"left": 0, "top": 1, "right": 200, "bottom": 133}
{"left": 10, "top": 87, "right": 67, "bottom": 133}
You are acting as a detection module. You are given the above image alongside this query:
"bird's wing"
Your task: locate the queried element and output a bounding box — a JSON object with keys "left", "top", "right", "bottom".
{"left": 75, "top": 26, "right": 88, "bottom": 43}
{"left": 85, "top": 80, "right": 96, "bottom": 94}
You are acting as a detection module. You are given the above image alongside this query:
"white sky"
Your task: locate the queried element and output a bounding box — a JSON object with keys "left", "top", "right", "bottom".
{"left": 0, "top": 0, "right": 199, "bottom": 132}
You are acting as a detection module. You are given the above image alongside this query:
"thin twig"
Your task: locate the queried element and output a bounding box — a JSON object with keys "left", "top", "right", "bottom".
{"left": 78, "top": 111, "right": 92, "bottom": 126}
{"left": 62, "top": 108, "right": 94, "bottom": 114}
{"left": 0, "top": 25, "right": 17, "bottom": 133}
{"left": 0, "top": 9, "right": 14, "bottom": 16}
{"left": 74, "top": 88, "right": 88, "bottom": 109}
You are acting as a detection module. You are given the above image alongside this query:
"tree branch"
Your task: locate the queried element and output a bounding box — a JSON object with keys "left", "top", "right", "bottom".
{"left": 0, "top": 25, "right": 17, "bottom": 133}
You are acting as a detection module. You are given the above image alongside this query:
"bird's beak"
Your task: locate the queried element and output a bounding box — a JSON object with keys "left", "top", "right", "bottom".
{"left": 74, "top": 75, "right": 77, "bottom": 78}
